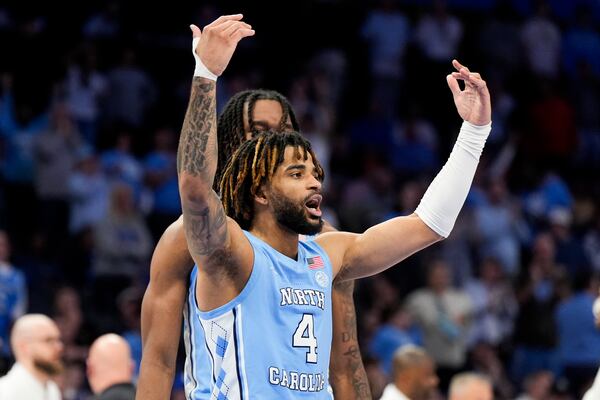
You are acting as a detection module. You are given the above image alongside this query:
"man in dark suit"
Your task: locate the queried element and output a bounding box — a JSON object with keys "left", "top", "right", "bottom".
{"left": 87, "top": 334, "right": 136, "bottom": 400}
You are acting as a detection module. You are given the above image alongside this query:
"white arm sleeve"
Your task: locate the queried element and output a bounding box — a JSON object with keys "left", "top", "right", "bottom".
{"left": 415, "top": 120, "right": 491, "bottom": 238}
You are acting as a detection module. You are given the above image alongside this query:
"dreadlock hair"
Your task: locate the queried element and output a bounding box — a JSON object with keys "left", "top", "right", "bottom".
{"left": 219, "top": 130, "right": 324, "bottom": 231}
{"left": 215, "top": 90, "right": 300, "bottom": 189}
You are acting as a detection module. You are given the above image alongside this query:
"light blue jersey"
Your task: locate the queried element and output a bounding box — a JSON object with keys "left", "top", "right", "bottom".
{"left": 183, "top": 231, "right": 334, "bottom": 399}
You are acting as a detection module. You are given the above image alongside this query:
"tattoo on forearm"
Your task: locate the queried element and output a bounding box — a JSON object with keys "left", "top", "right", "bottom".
{"left": 333, "top": 280, "right": 372, "bottom": 399}
{"left": 177, "top": 77, "right": 229, "bottom": 267}
{"left": 177, "top": 77, "right": 216, "bottom": 179}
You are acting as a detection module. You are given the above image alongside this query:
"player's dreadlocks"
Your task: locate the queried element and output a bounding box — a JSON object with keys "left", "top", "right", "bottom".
{"left": 219, "top": 131, "right": 324, "bottom": 230}
{"left": 216, "top": 90, "right": 300, "bottom": 187}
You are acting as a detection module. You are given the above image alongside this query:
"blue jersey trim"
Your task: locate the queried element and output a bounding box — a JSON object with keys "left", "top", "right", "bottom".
{"left": 232, "top": 307, "right": 244, "bottom": 400}
{"left": 183, "top": 301, "right": 199, "bottom": 398}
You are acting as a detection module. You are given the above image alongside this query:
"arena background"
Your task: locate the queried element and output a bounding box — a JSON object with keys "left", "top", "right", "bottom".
{"left": 1, "top": 0, "right": 600, "bottom": 398}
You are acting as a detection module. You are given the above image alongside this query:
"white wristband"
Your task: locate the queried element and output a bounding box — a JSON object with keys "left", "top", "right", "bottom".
{"left": 192, "top": 37, "right": 218, "bottom": 81}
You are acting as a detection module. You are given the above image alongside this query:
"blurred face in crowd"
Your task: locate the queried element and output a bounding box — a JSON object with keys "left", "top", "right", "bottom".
{"left": 428, "top": 261, "right": 451, "bottom": 292}
{"left": 110, "top": 183, "right": 135, "bottom": 215}
{"left": 30, "top": 326, "right": 64, "bottom": 376}
{"left": 481, "top": 258, "right": 503, "bottom": 284}
{"left": 242, "top": 99, "right": 293, "bottom": 139}
{"left": 525, "top": 371, "right": 554, "bottom": 400}
{"left": 533, "top": 233, "right": 556, "bottom": 265}
{"left": 403, "top": 358, "right": 439, "bottom": 400}
{"left": 13, "top": 316, "right": 64, "bottom": 377}
{"left": 449, "top": 378, "right": 493, "bottom": 400}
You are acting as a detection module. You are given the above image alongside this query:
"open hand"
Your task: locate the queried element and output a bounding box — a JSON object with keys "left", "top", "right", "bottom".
{"left": 190, "top": 14, "right": 255, "bottom": 77}
{"left": 447, "top": 59, "right": 491, "bottom": 126}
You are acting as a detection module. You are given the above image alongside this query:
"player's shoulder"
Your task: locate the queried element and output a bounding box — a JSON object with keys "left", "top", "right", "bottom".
{"left": 151, "top": 215, "right": 194, "bottom": 277}
{"left": 160, "top": 216, "right": 186, "bottom": 247}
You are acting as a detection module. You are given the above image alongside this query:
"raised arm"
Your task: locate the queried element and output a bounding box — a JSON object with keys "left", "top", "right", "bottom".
{"left": 177, "top": 16, "right": 254, "bottom": 271}
{"left": 321, "top": 60, "right": 492, "bottom": 280}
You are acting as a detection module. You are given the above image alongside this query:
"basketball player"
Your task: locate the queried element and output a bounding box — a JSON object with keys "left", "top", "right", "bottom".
{"left": 174, "top": 13, "right": 491, "bottom": 399}
{"left": 137, "top": 32, "right": 369, "bottom": 400}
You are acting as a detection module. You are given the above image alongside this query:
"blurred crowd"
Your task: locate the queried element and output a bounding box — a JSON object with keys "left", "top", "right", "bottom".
{"left": 1, "top": 0, "right": 600, "bottom": 398}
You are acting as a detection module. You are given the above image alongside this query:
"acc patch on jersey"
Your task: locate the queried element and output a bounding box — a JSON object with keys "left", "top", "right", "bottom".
{"left": 314, "top": 270, "right": 329, "bottom": 288}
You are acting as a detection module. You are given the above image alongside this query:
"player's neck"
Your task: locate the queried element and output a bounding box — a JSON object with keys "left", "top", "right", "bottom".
{"left": 250, "top": 214, "right": 299, "bottom": 260}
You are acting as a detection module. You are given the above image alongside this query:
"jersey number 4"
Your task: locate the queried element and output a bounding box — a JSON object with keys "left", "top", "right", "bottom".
{"left": 292, "top": 313, "right": 318, "bottom": 363}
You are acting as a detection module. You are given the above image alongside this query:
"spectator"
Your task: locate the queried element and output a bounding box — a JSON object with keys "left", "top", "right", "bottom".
{"left": 514, "top": 370, "right": 555, "bottom": 400}
{"left": 369, "top": 305, "right": 422, "bottom": 375}
{"left": 62, "top": 49, "right": 108, "bottom": 145}
{"left": 117, "top": 287, "right": 142, "bottom": 379}
{"left": 86, "top": 334, "right": 135, "bottom": 400}
{"left": 68, "top": 147, "right": 110, "bottom": 234}
{"left": 555, "top": 270, "right": 600, "bottom": 397}
{"left": 57, "top": 360, "right": 88, "bottom": 400}
{"left": 465, "top": 258, "right": 518, "bottom": 347}
{"left": 82, "top": 2, "right": 121, "bottom": 39}
{"left": 0, "top": 314, "right": 63, "bottom": 399}
{"left": 512, "top": 233, "right": 563, "bottom": 383}
{"left": 33, "top": 102, "right": 83, "bottom": 257}
{"left": 100, "top": 129, "right": 143, "bottom": 198}
{"left": 51, "top": 287, "right": 89, "bottom": 366}
{"left": 361, "top": 0, "right": 410, "bottom": 117}
{"left": 379, "top": 345, "right": 438, "bottom": 400}
{"left": 106, "top": 49, "right": 156, "bottom": 128}
{"left": 143, "top": 127, "right": 180, "bottom": 242}
{"left": 448, "top": 372, "right": 493, "bottom": 400}
{"left": 469, "top": 342, "right": 514, "bottom": 399}
{"left": 472, "top": 177, "right": 527, "bottom": 276}
{"left": 389, "top": 108, "right": 439, "bottom": 174}
{"left": 91, "top": 183, "right": 151, "bottom": 323}
{"left": 520, "top": 1, "right": 562, "bottom": 78}
{"left": 406, "top": 260, "right": 473, "bottom": 391}
{"left": 584, "top": 211, "right": 600, "bottom": 272}
{"left": 414, "top": 0, "right": 463, "bottom": 64}
{"left": 0, "top": 230, "right": 27, "bottom": 364}
{"left": 562, "top": 6, "right": 600, "bottom": 78}
{"left": 548, "top": 207, "right": 590, "bottom": 276}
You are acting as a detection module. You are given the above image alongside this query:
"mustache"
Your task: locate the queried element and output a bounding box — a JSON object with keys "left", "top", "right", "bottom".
{"left": 303, "top": 191, "right": 322, "bottom": 202}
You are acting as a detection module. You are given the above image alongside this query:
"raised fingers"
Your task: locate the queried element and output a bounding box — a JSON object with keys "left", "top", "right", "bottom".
{"left": 446, "top": 74, "right": 461, "bottom": 97}
{"left": 204, "top": 14, "right": 243, "bottom": 29}
{"left": 190, "top": 24, "right": 201, "bottom": 38}
{"left": 450, "top": 71, "right": 486, "bottom": 89}
{"left": 222, "top": 21, "right": 253, "bottom": 37}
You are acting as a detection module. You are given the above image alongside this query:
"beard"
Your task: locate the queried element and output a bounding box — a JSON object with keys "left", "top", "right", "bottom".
{"left": 33, "top": 357, "right": 64, "bottom": 377}
{"left": 271, "top": 191, "right": 323, "bottom": 236}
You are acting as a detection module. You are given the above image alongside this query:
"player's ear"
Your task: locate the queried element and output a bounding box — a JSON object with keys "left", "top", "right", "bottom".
{"left": 254, "top": 185, "right": 268, "bottom": 206}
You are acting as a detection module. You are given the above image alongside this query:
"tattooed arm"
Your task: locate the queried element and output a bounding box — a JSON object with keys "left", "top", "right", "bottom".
{"left": 177, "top": 16, "right": 255, "bottom": 305}
{"left": 330, "top": 279, "right": 372, "bottom": 400}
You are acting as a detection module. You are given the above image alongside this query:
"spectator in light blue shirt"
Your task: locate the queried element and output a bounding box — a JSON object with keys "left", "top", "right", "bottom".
{"left": 370, "top": 305, "right": 422, "bottom": 376}
{"left": 0, "top": 230, "right": 27, "bottom": 359}
{"left": 555, "top": 270, "right": 600, "bottom": 396}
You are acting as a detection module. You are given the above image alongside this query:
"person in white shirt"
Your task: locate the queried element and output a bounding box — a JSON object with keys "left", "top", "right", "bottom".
{"left": 380, "top": 345, "right": 438, "bottom": 400}
{"left": 0, "top": 314, "right": 63, "bottom": 400}
{"left": 583, "top": 294, "right": 600, "bottom": 399}
{"left": 448, "top": 372, "right": 493, "bottom": 400}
